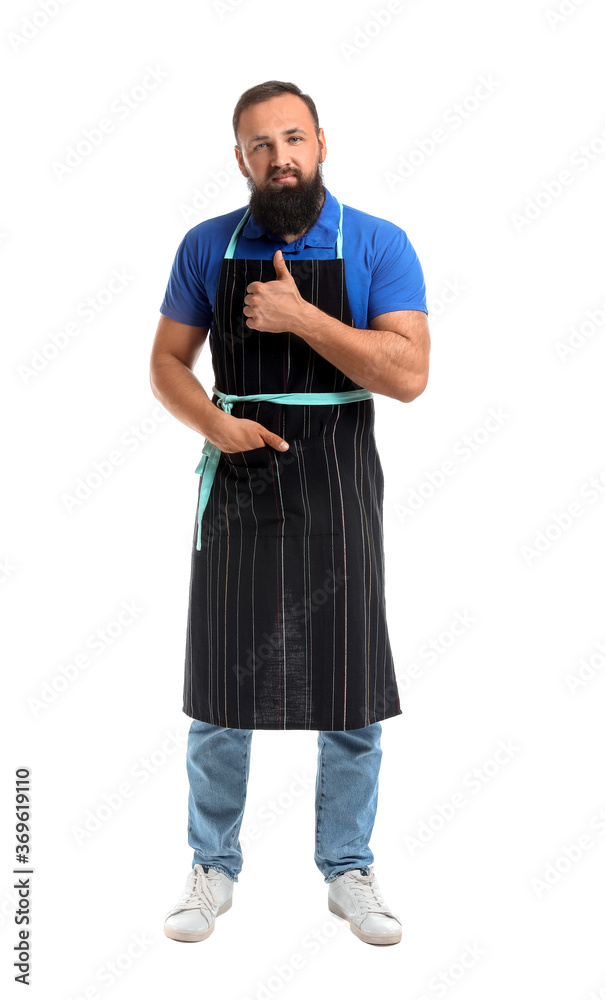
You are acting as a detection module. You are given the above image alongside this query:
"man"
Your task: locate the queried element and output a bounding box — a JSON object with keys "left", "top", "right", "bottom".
{"left": 150, "top": 80, "right": 430, "bottom": 947}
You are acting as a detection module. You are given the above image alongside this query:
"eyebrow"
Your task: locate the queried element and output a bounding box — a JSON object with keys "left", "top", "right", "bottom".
{"left": 247, "top": 127, "right": 309, "bottom": 145}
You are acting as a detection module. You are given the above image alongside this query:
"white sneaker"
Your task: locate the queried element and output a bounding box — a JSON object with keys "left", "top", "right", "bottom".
{"left": 164, "top": 864, "right": 234, "bottom": 942}
{"left": 327, "top": 865, "right": 402, "bottom": 945}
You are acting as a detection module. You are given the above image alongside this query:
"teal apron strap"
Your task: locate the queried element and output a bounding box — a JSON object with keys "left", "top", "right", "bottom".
{"left": 195, "top": 437, "right": 223, "bottom": 550}
{"left": 212, "top": 386, "right": 371, "bottom": 408}
{"left": 224, "top": 208, "right": 250, "bottom": 260}
{"left": 336, "top": 201, "right": 343, "bottom": 259}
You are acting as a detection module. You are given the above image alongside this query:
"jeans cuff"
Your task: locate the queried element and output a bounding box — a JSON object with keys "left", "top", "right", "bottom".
{"left": 192, "top": 861, "right": 238, "bottom": 882}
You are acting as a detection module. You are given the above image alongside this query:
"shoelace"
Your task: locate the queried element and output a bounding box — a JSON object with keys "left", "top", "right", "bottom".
{"left": 340, "top": 868, "right": 399, "bottom": 919}
{"left": 166, "top": 865, "right": 220, "bottom": 917}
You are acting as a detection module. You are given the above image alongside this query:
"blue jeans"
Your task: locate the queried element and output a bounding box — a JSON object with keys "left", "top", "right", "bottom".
{"left": 186, "top": 719, "right": 383, "bottom": 883}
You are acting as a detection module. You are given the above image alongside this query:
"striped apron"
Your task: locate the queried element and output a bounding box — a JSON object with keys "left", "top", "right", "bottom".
{"left": 183, "top": 200, "right": 402, "bottom": 731}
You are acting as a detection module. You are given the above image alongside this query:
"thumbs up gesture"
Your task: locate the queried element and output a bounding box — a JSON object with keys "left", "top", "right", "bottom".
{"left": 243, "top": 250, "right": 305, "bottom": 334}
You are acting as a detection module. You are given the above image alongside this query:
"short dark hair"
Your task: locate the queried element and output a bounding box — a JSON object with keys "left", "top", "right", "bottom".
{"left": 232, "top": 80, "right": 320, "bottom": 148}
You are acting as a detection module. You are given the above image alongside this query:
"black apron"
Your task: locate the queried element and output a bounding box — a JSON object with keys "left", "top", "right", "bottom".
{"left": 183, "top": 202, "right": 402, "bottom": 731}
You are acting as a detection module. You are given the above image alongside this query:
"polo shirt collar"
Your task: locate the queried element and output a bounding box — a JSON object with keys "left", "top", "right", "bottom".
{"left": 242, "top": 186, "right": 340, "bottom": 249}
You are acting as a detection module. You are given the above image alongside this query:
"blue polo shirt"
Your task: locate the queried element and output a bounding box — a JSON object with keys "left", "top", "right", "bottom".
{"left": 159, "top": 186, "right": 427, "bottom": 334}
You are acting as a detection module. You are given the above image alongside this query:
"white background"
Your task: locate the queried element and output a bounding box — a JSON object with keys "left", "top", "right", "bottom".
{"left": 2, "top": 0, "right": 605, "bottom": 996}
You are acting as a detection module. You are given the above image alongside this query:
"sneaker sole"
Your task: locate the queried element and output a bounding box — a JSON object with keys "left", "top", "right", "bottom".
{"left": 164, "top": 895, "right": 232, "bottom": 942}
{"left": 328, "top": 897, "right": 402, "bottom": 946}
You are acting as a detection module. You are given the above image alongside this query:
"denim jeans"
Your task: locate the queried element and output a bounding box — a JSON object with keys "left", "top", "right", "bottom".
{"left": 186, "top": 719, "right": 383, "bottom": 883}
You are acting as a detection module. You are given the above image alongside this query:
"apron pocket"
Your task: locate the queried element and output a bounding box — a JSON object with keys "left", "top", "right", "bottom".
{"left": 222, "top": 444, "right": 271, "bottom": 469}
{"left": 206, "top": 437, "right": 342, "bottom": 538}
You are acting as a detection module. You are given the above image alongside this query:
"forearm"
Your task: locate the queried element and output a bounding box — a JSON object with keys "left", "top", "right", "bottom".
{"left": 291, "top": 301, "right": 421, "bottom": 402}
{"left": 149, "top": 357, "right": 228, "bottom": 441}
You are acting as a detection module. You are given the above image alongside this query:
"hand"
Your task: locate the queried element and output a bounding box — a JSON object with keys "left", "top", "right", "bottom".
{"left": 209, "top": 412, "right": 289, "bottom": 454}
{"left": 243, "top": 250, "right": 305, "bottom": 333}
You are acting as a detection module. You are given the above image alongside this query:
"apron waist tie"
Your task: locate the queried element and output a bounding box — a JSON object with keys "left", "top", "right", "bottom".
{"left": 194, "top": 385, "right": 375, "bottom": 550}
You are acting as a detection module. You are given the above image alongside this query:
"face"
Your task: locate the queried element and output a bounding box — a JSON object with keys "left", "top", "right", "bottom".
{"left": 234, "top": 94, "right": 327, "bottom": 240}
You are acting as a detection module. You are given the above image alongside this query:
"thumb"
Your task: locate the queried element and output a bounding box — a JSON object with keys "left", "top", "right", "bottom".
{"left": 273, "top": 249, "right": 291, "bottom": 278}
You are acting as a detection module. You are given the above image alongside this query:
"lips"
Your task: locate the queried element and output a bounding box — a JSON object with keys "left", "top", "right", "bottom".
{"left": 272, "top": 173, "right": 297, "bottom": 183}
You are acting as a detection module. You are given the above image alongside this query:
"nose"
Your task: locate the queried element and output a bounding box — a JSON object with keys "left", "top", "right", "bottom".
{"left": 270, "top": 141, "right": 295, "bottom": 171}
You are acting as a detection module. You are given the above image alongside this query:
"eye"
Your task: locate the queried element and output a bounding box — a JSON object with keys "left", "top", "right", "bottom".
{"left": 253, "top": 136, "right": 303, "bottom": 150}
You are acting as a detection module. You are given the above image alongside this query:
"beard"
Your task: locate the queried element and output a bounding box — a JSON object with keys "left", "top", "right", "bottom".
{"left": 246, "top": 160, "right": 326, "bottom": 240}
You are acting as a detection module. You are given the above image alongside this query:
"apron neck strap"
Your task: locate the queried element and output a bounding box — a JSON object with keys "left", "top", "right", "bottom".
{"left": 224, "top": 200, "right": 344, "bottom": 260}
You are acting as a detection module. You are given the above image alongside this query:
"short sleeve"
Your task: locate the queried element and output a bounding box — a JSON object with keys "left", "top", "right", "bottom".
{"left": 159, "top": 232, "right": 212, "bottom": 327}
{"left": 368, "top": 228, "right": 427, "bottom": 320}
